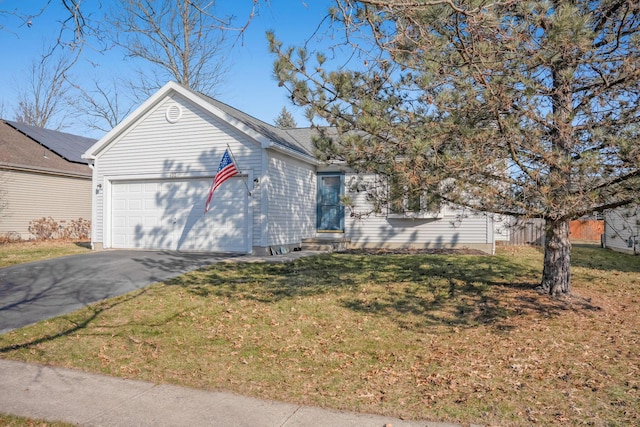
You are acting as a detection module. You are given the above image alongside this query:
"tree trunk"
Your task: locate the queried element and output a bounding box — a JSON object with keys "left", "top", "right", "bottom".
{"left": 539, "top": 219, "right": 571, "bottom": 296}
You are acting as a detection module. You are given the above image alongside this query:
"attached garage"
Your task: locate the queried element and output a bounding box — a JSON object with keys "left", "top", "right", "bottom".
{"left": 110, "top": 177, "right": 249, "bottom": 252}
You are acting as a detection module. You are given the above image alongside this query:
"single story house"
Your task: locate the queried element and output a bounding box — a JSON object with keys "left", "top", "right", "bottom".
{"left": 0, "top": 120, "right": 95, "bottom": 240}
{"left": 83, "top": 81, "right": 498, "bottom": 255}
{"left": 603, "top": 205, "right": 639, "bottom": 255}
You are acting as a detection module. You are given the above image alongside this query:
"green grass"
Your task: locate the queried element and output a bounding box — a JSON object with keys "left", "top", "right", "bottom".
{"left": 0, "top": 241, "right": 90, "bottom": 268}
{"left": 0, "top": 413, "right": 74, "bottom": 426}
{"left": 1, "top": 244, "right": 639, "bottom": 426}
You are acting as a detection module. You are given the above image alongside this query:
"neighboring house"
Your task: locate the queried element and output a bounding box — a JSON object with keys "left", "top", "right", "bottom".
{"left": 0, "top": 120, "right": 95, "bottom": 240}
{"left": 603, "top": 205, "right": 639, "bottom": 255}
{"left": 83, "top": 81, "right": 497, "bottom": 255}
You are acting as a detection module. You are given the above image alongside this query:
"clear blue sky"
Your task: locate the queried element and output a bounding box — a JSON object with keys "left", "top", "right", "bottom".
{"left": 0, "top": 0, "right": 336, "bottom": 138}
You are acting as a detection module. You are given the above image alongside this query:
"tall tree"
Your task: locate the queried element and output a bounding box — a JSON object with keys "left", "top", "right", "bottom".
{"left": 14, "top": 50, "right": 76, "bottom": 129}
{"left": 274, "top": 106, "right": 298, "bottom": 128}
{"left": 270, "top": 0, "right": 640, "bottom": 296}
{"left": 107, "top": 0, "right": 252, "bottom": 97}
{"left": 68, "top": 77, "right": 135, "bottom": 134}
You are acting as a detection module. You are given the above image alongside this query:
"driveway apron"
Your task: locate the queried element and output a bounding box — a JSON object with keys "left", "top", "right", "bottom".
{"left": 0, "top": 251, "right": 244, "bottom": 334}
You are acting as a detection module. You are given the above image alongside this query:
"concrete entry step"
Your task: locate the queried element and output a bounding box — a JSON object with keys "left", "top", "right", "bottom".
{"left": 301, "top": 238, "right": 350, "bottom": 253}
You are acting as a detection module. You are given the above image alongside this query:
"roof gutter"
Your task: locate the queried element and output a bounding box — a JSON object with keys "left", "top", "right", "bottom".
{"left": 0, "top": 162, "right": 91, "bottom": 179}
{"left": 260, "top": 139, "right": 321, "bottom": 165}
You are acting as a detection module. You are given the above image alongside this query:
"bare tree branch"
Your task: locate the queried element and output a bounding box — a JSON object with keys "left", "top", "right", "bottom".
{"left": 13, "top": 48, "right": 77, "bottom": 130}
{"left": 68, "top": 77, "right": 134, "bottom": 133}
{"left": 107, "top": 0, "right": 259, "bottom": 98}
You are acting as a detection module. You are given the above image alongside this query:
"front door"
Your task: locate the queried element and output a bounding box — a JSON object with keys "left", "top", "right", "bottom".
{"left": 317, "top": 174, "right": 344, "bottom": 232}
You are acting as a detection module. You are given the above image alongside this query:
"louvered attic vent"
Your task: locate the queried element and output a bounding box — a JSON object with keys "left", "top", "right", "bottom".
{"left": 165, "top": 104, "right": 183, "bottom": 123}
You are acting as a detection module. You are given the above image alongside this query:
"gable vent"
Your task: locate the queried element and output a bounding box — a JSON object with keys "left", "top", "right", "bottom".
{"left": 165, "top": 104, "right": 183, "bottom": 124}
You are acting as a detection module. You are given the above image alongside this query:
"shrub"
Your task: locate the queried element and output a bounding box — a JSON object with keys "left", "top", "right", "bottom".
{"left": 28, "top": 217, "right": 60, "bottom": 240}
{"left": 0, "top": 231, "right": 22, "bottom": 244}
{"left": 59, "top": 218, "right": 91, "bottom": 240}
{"left": 28, "top": 217, "right": 91, "bottom": 241}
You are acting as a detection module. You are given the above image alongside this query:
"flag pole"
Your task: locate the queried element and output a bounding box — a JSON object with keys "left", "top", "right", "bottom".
{"left": 226, "top": 144, "right": 251, "bottom": 196}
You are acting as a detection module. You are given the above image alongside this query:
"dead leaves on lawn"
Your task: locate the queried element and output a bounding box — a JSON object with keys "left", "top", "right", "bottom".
{"left": 1, "top": 246, "right": 639, "bottom": 426}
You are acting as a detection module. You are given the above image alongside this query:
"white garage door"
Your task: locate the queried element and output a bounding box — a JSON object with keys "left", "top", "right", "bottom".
{"left": 111, "top": 177, "right": 248, "bottom": 252}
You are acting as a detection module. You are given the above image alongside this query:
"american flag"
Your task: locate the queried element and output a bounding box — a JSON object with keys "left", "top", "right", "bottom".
{"left": 204, "top": 149, "right": 239, "bottom": 214}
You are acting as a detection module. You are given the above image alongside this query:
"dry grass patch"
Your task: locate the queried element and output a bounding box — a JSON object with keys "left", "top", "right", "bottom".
{"left": 1, "top": 245, "right": 638, "bottom": 426}
{"left": 0, "top": 413, "right": 74, "bottom": 427}
{"left": 0, "top": 241, "right": 90, "bottom": 268}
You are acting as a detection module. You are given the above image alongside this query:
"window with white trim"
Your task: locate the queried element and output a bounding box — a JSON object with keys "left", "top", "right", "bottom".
{"left": 388, "top": 175, "right": 441, "bottom": 218}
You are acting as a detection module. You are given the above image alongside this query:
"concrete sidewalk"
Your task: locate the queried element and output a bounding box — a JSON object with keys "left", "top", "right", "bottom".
{"left": 0, "top": 359, "right": 474, "bottom": 427}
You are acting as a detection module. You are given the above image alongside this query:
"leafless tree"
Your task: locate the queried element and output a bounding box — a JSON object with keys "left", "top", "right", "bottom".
{"left": 14, "top": 49, "right": 77, "bottom": 130}
{"left": 68, "top": 77, "right": 135, "bottom": 134}
{"left": 107, "top": 0, "right": 260, "bottom": 98}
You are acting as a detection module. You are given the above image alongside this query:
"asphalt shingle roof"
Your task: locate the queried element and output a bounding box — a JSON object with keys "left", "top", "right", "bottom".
{"left": 189, "top": 89, "right": 317, "bottom": 159}
{"left": 5, "top": 120, "right": 97, "bottom": 164}
{"left": 0, "top": 120, "right": 91, "bottom": 177}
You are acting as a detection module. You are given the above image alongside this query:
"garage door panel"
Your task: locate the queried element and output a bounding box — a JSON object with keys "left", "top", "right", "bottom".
{"left": 143, "top": 216, "right": 159, "bottom": 228}
{"left": 111, "top": 178, "right": 248, "bottom": 252}
{"left": 113, "top": 199, "right": 126, "bottom": 210}
{"left": 128, "top": 183, "right": 142, "bottom": 192}
{"left": 129, "top": 200, "right": 143, "bottom": 210}
{"left": 112, "top": 216, "right": 126, "bottom": 228}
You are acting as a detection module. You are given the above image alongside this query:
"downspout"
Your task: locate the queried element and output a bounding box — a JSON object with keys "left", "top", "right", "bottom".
{"left": 625, "top": 216, "right": 639, "bottom": 255}
{"left": 633, "top": 219, "right": 640, "bottom": 255}
{"left": 488, "top": 214, "right": 496, "bottom": 255}
{"left": 259, "top": 145, "right": 270, "bottom": 252}
{"left": 87, "top": 159, "right": 97, "bottom": 251}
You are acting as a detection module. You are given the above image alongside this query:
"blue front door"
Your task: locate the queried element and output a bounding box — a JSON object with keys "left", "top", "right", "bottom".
{"left": 317, "top": 174, "right": 344, "bottom": 231}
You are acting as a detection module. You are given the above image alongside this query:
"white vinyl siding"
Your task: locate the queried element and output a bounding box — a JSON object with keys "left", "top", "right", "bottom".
{"left": 604, "top": 205, "right": 639, "bottom": 254}
{"left": 342, "top": 173, "right": 494, "bottom": 253}
{"left": 493, "top": 215, "right": 513, "bottom": 241}
{"left": 266, "top": 151, "right": 316, "bottom": 247}
{"left": 0, "top": 169, "right": 91, "bottom": 239}
{"left": 93, "top": 94, "right": 262, "bottom": 246}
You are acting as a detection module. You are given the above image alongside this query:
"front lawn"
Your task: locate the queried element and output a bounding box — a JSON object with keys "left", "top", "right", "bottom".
{"left": 1, "top": 245, "right": 638, "bottom": 426}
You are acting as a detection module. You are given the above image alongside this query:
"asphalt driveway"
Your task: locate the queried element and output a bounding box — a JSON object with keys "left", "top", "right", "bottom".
{"left": 0, "top": 250, "right": 247, "bottom": 334}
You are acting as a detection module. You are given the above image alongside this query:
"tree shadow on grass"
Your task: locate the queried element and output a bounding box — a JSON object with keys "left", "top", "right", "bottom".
{"left": 0, "top": 288, "right": 150, "bottom": 354}
{"left": 167, "top": 250, "right": 598, "bottom": 332}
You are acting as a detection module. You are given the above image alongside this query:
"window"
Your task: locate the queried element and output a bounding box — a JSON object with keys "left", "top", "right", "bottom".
{"left": 388, "top": 175, "right": 440, "bottom": 218}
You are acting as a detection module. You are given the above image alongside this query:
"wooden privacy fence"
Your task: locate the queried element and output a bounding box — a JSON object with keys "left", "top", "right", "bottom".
{"left": 569, "top": 220, "right": 604, "bottom": 242}
{"left": 501, "top": 219, "right": 604, "bottom": 246}
{"left": 503, "top": 219, "right": 545, "bottom": 246}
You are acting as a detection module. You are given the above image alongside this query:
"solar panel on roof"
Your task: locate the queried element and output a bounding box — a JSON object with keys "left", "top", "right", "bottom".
{"left": 5, "top": 120, "right": 97, "bottom": 164}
